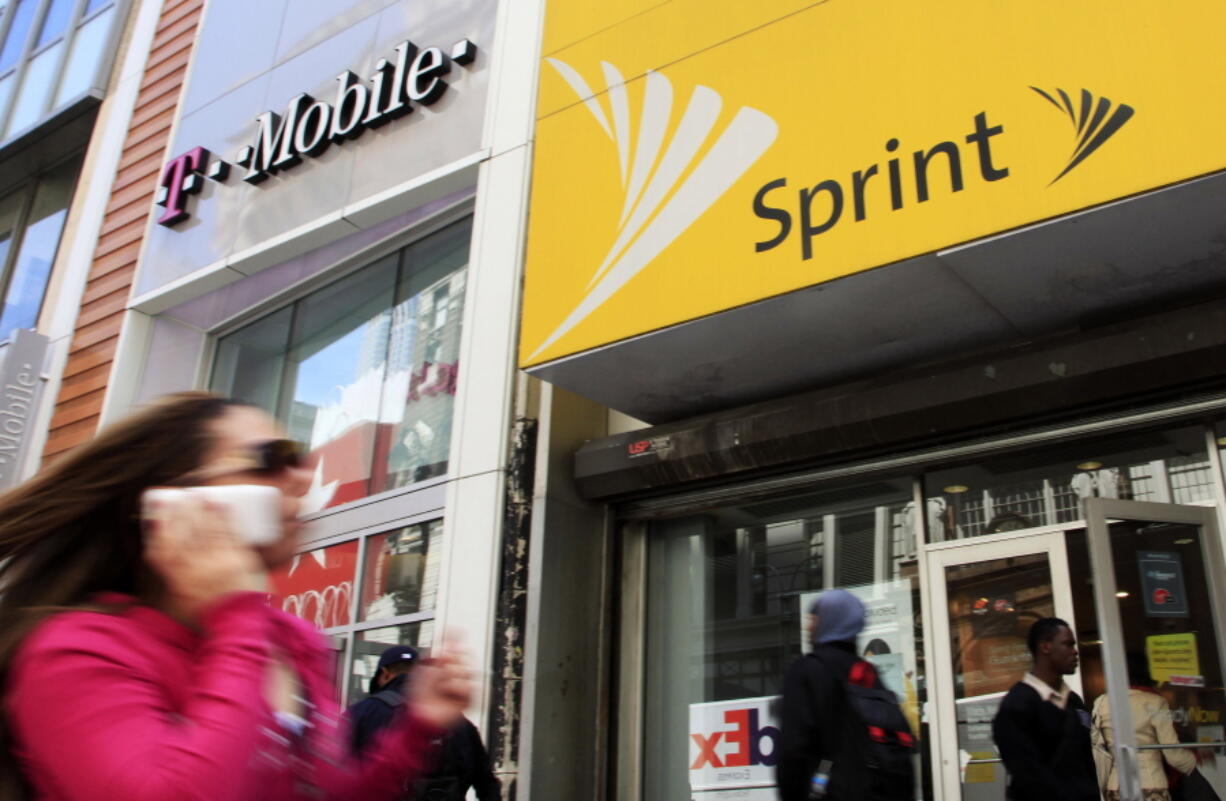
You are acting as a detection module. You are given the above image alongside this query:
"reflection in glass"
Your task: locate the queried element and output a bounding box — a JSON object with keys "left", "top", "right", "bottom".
{"left": 0, "top": 0, "right": 35, "bottom": 72}
{"left": 946, "top": 553, "right": 1053, "bottom": 798}
{"left": 84, "top": 0, "right": 110, "bottom": 15}
{"left": 360, "top": 519, "right": 443, "bottom": 621}
{"left": 211, "top": 220, "right": 472, "bottom": 511}
{"left": 377, "top": 219, "right": 470, "bottom": 491}
{"left": 211, "top": 306, "right": 293, "bottom": 415}
{"left": 35, "top": 0, "right": 73, "bottom": 47}
{"left": 0, "top": 156, "right": 78, "bottom": 336}
{"left": 0, "top": 186, "right": 25, "bottom": 303}
{"left": 54, "top": 5, "right": 111, "bottom": 104}
{"left": 347, "top": 621, "right": 432, "bottom": 703}
{"left": 269, "top": 540, "right": 359, "bottom": 630}
{"left": 1099, "top": 520, "right": 1226, "bottom": 799}
{"left": 283, "top": 255, "right": 396, "bottom": 505}
{"left": 6, "top": 41, "right": 60, "bottom": 134}
{"left": 644, "top": 480, "right": 927, "bottom": 800}
{"left": 925, "top": 428, "right": 1212, "bottom": 541}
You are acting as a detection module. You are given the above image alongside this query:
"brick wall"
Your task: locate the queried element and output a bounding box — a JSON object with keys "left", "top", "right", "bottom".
{"left": 42, "top": 0, "right": 203, "bottom": 461}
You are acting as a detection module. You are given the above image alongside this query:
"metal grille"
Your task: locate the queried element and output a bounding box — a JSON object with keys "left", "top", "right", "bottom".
{"left": 1128, "top": 463, "right": 1158, "bottom": 501}
{"left": 988, "top": 480, "right": 1048, "bottom": 528}
{"left": 956, "top": 496, "right": 987, "bottom": 538}
{"left": 1169, "top": 454, "right": 1214, "bottom": 504}
{"left": 835, "top": 525, "right": 875, "bottom": 586}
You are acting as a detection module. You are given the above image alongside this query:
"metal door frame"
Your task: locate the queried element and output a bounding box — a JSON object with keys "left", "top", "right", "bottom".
{"left": 1085, "top": 498, "right": 1226, "bottom": 801}
{"left": 925, "top": 529, "right": 1079, "bottom": 801}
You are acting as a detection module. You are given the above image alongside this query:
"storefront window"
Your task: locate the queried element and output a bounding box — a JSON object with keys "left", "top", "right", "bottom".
{"left": 359, "top": 519, "right": 443, "bottom": 621}
{"left": 347, "top": 621, "right": 433, "bottom": 703}
{"left": 643, "top": 479, "right": 928, "bottom": 801}
{"left": 269, "top": 540, "right": 359, "bottom": 630}
{"left": 270, "top": 518, "right": 443, "bottom": 704}
{"left": 212, "top": 218, "right": 471, "bottom": 511}
{"left": 924, "top": 426, "right": 1213, "bottom": 541}
{"left": 0, "top": 154, "right": 80, "bottom": 339}
{"left": 0, "top": 0, "right": 123, "bottom": 137}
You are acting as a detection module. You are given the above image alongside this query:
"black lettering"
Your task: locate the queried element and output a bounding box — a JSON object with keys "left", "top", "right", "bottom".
{"left": 851, "top": 164, "right": 878, "bottom": 221}
{"left": 294, "top": 99, "right": 332, "bottom": 157}
{"left": 364, "top": 58, "right": 394, "bottom": 126}
{"left": 383, "top": 41, "right": 414, "bottom": 120}
{"left": 885, "top": 138, "right": 903, "bottom": 210}
{"left": 330, "top": 71, "right": 369, "bottom": 141}
{"left": 752, "top": 178, "right": 791, "bottom": 252}
{"left": 407, "top": 46, "right": 451, "bottom": 105}
{"left": 799, "top": 180, "right": 843, "bottom": 260}
{"left": 912, "top": 141, "right": 963, "bottom": 203}
{"left": 966, "top": 111, "right": 1008, "bottom": 181}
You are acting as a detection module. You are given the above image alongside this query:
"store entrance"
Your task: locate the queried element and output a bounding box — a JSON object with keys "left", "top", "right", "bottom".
{"left": 1085, "top": 499, "right": 1226, "bottom": 801}
{"left": 928, "top": 530, "right": 1080, "bottom": 801}
{"left": 928, "top": 502, "right": 1226, "bottom": 801}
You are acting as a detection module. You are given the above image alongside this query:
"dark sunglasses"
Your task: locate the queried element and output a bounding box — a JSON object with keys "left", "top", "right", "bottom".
{"left": 179, "top": 438, "right": 307, "bottom": 483}
{"left": 245, "top": 438, "right": 306, "bottom": 474}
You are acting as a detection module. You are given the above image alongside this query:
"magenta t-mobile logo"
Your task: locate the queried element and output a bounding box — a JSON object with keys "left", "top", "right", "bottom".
{"left": 155, "top": 146, "right": 229, "bottom": 227}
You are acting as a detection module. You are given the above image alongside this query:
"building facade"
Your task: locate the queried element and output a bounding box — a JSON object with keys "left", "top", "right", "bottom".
{"left": 13, "top": 0, "right": 552, "bottom": 796}
{"left": 14, "top": 2, "right": 1226, "bottom": 801}
{"left": 0, "top": 0, "right": 135, "bottom": 488}
{"left": 516, "top": 3, "right": 1226, "bottom": 801}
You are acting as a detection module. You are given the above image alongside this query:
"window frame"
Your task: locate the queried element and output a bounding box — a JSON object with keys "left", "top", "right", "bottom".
{"left": 273, "top": 506, "right": 446, "bottom": 706}
{"left": 0, "top": 0, "right": 125, "bottom": 143}
{"left": 618, "top": 413, "right": 1226, "bottom": 801}
{"left": 200, "top": 203, "right": 474, "bottom": 521}
{"left": 0, "top": 147, "right": 81, "bottom": 342}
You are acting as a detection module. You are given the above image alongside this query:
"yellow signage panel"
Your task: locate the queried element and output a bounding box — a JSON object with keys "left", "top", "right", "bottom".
{"left": 1147, "top": 633, "right": 1200, "bottom": 685}
{"left": 520, "top": 0, "right": 1226, "bottom": 368}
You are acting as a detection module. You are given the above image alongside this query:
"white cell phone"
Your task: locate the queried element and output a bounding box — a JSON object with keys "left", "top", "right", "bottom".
{"left": 142, "top": 485, "right": 282, "bottom": 546}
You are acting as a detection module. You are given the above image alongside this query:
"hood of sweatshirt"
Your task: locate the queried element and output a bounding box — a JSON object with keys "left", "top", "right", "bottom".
{"left": 810, "top": 589, "right": 866, "bottom": 645}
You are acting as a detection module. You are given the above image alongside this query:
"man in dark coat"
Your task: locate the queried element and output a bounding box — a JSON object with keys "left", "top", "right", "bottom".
{"left": 992, "top": 617, "right": 1098, "bottom": 801}
{"left": 777, "top": 589, "right": 881, "bottom": 801}
{"left": 347, "top": 645, "right": 501, "bottom": 801}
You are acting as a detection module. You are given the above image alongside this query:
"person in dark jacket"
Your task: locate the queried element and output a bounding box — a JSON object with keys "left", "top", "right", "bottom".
{"left": 777, "top": 589, "right": 879, "bottom": 801}
{"left": 348, "top": 646, "right": 501, "bottom": 801}
{"left": 992, "top": 617, "right": 1098, "bottom": 801}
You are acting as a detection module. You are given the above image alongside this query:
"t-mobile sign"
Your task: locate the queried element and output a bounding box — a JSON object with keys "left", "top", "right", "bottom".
{"left": 156, "top": 38, "right": 478, "bottom": 227}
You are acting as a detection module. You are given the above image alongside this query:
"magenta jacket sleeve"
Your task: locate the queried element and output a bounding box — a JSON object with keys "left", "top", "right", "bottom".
{"left": 268, "top": 610, "right": 446, "bottom": 801}
{"left": 7, "top": 593, "right": 276, "bottom": 801}
{"left": 308, "top": 703, "right": 446, "bottom": 800}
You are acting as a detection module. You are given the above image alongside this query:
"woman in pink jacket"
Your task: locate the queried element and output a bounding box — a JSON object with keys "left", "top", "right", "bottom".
{"left": 0, "top": 393, "right": 471, "bottom": 801}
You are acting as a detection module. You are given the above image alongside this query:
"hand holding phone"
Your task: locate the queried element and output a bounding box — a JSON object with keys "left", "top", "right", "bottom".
{"left": 143, "top": 485, "right": 282, "bottom": 546}
{"left": 142, "top": 486, "right": 273, "bottom": 618}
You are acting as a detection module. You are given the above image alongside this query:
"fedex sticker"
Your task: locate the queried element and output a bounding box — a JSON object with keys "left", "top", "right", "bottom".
{"left": 689, "top": 696, "right": 780, "bottom": 790}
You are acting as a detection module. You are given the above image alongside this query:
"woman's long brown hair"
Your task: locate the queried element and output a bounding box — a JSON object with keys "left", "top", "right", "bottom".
{"left": 0, "top": 392, "right": 244, "bottom": 800}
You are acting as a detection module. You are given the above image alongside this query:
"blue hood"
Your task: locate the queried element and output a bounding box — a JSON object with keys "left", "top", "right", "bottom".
{"left": 810, "top": 589, "right": 866, "bottom": 645}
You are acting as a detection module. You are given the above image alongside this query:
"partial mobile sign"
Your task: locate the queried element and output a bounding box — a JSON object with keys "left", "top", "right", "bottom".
{"left": 0, "top": 329, "right": 48, "bottom": 491}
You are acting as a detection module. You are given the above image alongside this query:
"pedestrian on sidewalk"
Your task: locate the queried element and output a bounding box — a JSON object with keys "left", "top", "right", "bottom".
{"left": 348, "top": 645, "right": 500, "bottom": 801}
{"left": 992, "top": 617, "right": 1098, "bottom": 801}
{"left": 0, "top": 393, "right": 472, "bottom": 801}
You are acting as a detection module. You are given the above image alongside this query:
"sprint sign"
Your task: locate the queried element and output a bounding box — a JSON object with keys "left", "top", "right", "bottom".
{"left": 689, "top": 696, "right": 780, "bottom": 790}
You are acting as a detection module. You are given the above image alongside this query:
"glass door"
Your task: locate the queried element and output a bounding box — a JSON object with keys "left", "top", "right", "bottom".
{"left": 927, "top": 531, "right": 1079, "bottom": 801}
{"left": 1086, "top": 498, "right": 1226, "bottom": 801}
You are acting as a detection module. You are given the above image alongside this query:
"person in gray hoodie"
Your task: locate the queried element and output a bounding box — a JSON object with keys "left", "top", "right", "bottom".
{"left": 777, "top": 589, "right": 887, "bottom": 801}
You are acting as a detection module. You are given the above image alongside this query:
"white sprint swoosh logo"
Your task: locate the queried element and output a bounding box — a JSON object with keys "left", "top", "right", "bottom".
{"left": 529, "top": 59, "right": 778, "bottom": 361}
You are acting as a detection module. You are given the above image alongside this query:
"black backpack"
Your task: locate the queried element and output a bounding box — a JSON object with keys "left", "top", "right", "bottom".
{"left": 810, "top": 653, "right": 915, "bottom": 801}
{"left": 372, "top": 691, "right": 466, "bottom": 801}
